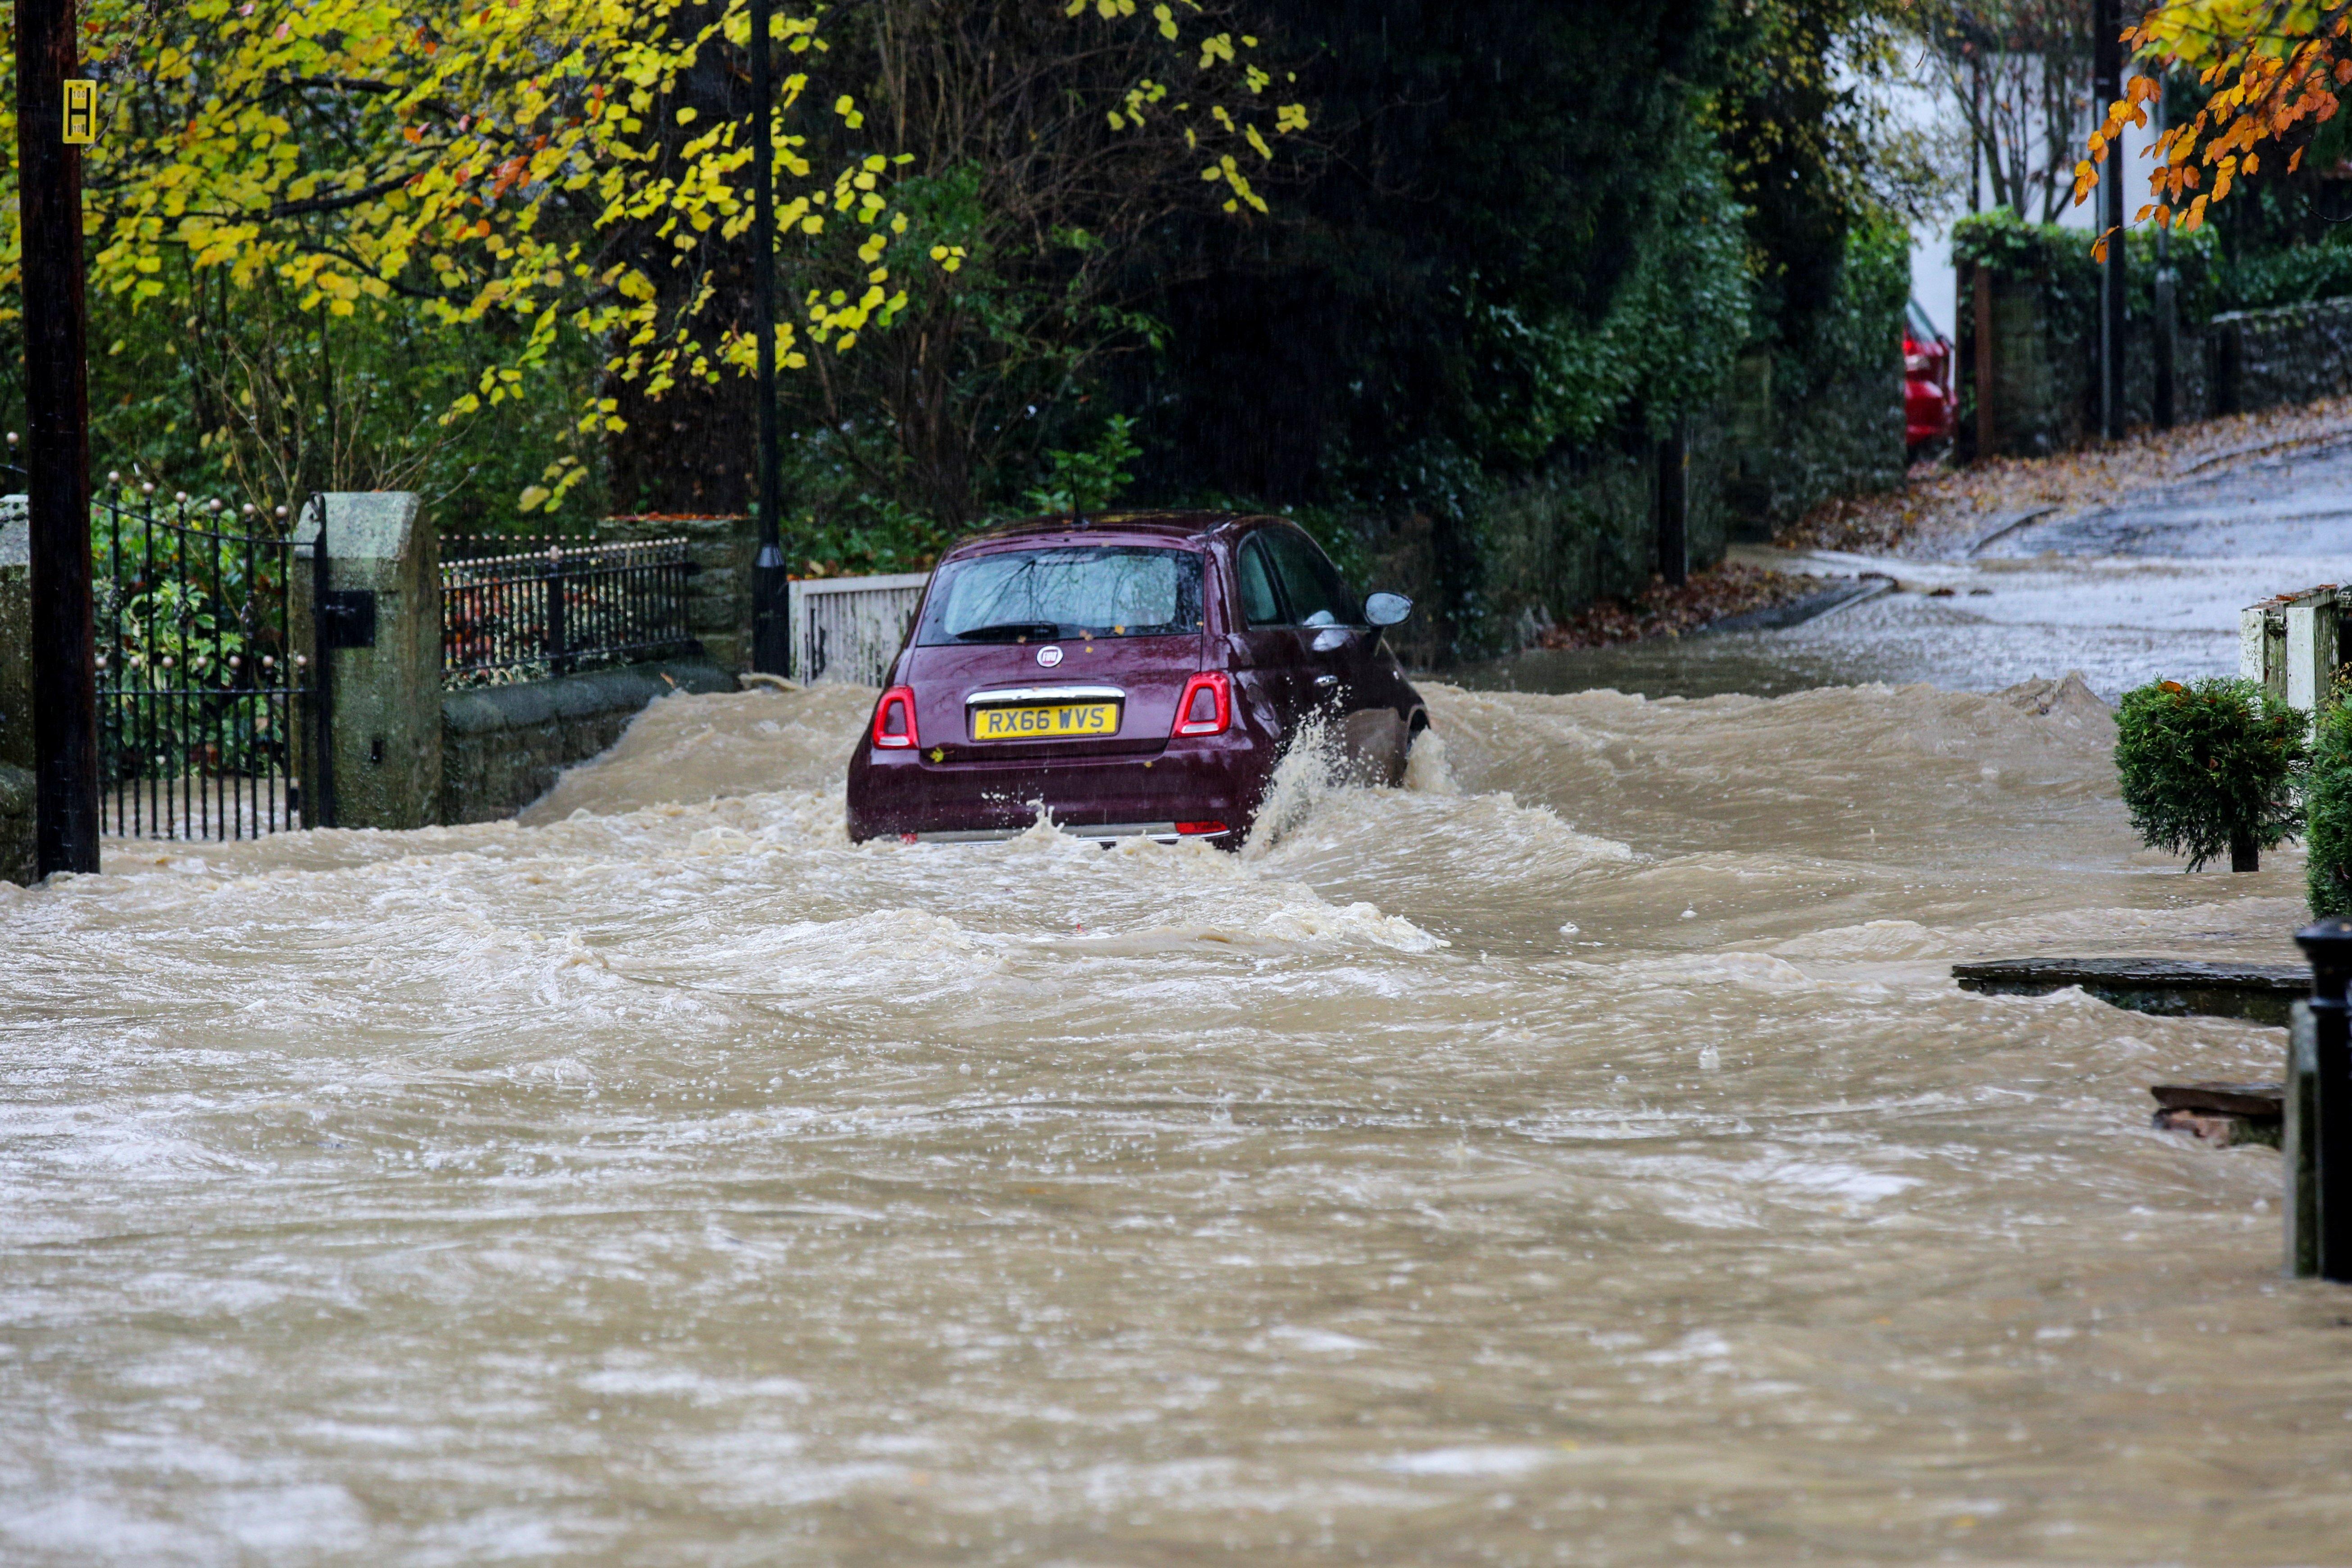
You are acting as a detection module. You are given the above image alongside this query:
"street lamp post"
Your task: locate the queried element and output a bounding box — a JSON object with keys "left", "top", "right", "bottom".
{"left": 2153, "top": 75, "right": 2177, "bottom": 431}
{"left": 2094, "top": 0, "right": 2127, "bottom": 441}
{"left": 16, "top": 0, "right": 100, "bottom": 875}
{"left": 748, "top": 0, "right": 790, "bottom": 676}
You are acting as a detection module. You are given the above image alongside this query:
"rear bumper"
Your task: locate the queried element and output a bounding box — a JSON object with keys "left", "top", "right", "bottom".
{"left": 845, "top": 732, "right": 1267, "bottom": 843}
{"left": 913, "top": 821, "right": 1233, "bottom": 845}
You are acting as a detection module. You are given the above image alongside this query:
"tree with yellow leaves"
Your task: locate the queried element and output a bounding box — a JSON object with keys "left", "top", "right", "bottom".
{"left": 775, "top": 0, "right": 1313, "bottom": 531}
{"left": 0, "top": 0, "right": 1306, "bottom": 515}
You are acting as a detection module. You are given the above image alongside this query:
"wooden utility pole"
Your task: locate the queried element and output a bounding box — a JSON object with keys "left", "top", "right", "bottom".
{"left": 748, "top": 0, "right": 789, "bottom": 676}
{"left": 16, "top": 0, "right": 100, "bottom": 875}
{"left": 2094, "top": 0, "right": 2127, "bottom": 440}
{"left": 1973, "top": 266, "right": 1994, "bottom": 460}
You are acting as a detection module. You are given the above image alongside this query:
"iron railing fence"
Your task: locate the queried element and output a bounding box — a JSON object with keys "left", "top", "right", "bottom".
{"left": 443, "top": 534, "right": 577, "bottom": 562}
{"left": 82, "top": 477, "right": 311, "bottom": 839}
{"left": 442, "top": 537, "right": 698, "bottom": 684}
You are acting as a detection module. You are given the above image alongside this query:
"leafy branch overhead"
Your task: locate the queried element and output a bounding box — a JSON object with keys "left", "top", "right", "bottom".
{"left": 0, "top": 0, "right": 1307, "bottom": 510}
{"left": 2074, "top": 0, "right": 2352, "bottom": 255}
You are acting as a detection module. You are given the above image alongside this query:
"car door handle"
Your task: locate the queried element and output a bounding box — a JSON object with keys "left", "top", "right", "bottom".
{"left": 1313, "top": 673, "right": 1339, "bottom": 689}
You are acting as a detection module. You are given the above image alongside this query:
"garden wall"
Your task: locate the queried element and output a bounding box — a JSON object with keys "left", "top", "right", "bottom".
{"left": 1961, "top": 286, "right": 2352, "bottom": 457}
{"left": 440, "top": 660, "right": 734, "bottom": 825}
{"left": 1364, "top": 355, "right": 1903, "bottom": 665}
{"left": 1, "top": 499, "right": 32, "bottom": 885}
{"left": 1355, "top": 434, "right": 1722, "bottom": 669}
{"left": 0, "top": 764, "right": 29, "bottom": 888}
{"left": 1955, "top": 212, "right": 2352, "bottom": 459}
{"left": 597, "top": 513, "right": 758, "bottom": 673}
{"left": 2208, "top": 297, "right": 2352, "bottom": 415}
{"left": 1722, "top": 349, "right": 1908, "bottom": 536}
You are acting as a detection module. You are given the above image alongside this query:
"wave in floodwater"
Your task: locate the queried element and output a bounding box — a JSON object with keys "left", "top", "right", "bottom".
{"left": 0, "top": 673, "right": 2339, "bottom": 1565}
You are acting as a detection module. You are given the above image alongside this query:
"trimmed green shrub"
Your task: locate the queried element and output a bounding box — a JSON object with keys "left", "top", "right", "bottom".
{"left": 2114, "top": 677, "right": 2309, "bottom": 873}
{"left": 1951, "top": 208, "right": 2223, "bottom": 332}
{"left": 2306, "top": 700, "right": 2352, "bottom": 914}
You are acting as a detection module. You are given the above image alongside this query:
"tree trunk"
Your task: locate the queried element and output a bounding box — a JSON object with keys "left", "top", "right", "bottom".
{"left": 2231, "top": 834, "right": 2260, "bottom": 873}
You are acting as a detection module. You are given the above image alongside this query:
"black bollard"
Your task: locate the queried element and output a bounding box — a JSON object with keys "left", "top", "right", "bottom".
{"left": 2293, "top": 917, "right": 2352, "bottom": 1279}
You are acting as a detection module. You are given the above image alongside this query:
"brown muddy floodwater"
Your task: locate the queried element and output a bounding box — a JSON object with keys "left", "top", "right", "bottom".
{"left": 3, "top": 677, "right": 2347, "bottom": 1564}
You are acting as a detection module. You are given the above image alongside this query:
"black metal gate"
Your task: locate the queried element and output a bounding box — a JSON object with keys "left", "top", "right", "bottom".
{"left": 92, "top": 484, "right": 310, "bottom": 838}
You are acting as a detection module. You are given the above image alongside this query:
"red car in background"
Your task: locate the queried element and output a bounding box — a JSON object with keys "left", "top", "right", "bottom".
{"left": 1904, "top": 299, "right": 1955, "bottom": 455}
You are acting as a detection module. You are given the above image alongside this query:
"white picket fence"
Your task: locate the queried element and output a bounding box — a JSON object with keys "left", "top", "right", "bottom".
{"left": 789, "top": 572, "right": 930, "bottom": 687}
{"left": 2241, "top": 585, "right": 2348, "bottom": 711}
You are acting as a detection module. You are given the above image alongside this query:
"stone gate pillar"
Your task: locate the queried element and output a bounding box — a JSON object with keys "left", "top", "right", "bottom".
{"left": 0, "top": 495, "right": 34, "bottom": 882}
{"left": 294, "top": 492, "right": 440, "bottom": 830}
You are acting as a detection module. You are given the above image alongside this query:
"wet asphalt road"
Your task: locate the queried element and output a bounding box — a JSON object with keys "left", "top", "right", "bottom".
{"left": 1466, "top": 442, "right": 2352, "bottom": 702}
{"left": 1993, "top": 439, "right": 2352, "bottom": 560}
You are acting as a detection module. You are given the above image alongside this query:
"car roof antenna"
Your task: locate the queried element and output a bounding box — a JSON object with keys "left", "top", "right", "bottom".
{"left": 1070, "top": 498, "right": 1088, "bottom": 530}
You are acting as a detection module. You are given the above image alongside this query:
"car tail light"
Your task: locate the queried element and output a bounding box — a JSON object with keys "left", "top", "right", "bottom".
{"left": 1172, "top": 671, "right": 1231, "bottom": 737}
{"left": 1903, "top": 350, "right": 1930, "bottom": 375}
{"left": 1175, "top": 820, "right": 1229, "bottom": 836}
{"left": 872, "top": 685, "right": 919, "bottom": 749}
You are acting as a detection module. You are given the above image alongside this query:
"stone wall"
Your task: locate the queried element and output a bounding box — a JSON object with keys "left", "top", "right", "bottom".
{"left": 2121, "top": 320, "right": 2213, "bottom": 431}
{"left": 1360, "top": 435, "right": 1718, "bottom": 667}
{"left": 0, "top": 498, "right": 31, "bottom": 885}
{"left": 1368, "top": 347, "right": 1903, "bottom": 662}
{"left": 1723, "top": 349, "right": 1908, "bottom": 536}
{"left": 597, "top": 514, "right": 757, "bottom": 673}
{"left": 440, "top": 660, "right": 734, "bottom": 825}
{"left": 2208, "top": 297, "right": 2352, "bottom": 415}
{"left": 433, "top": 513, "right": 756, "bottom": 824}
{"left": 1963, "top": 274, "right": 2352, "bottom": 455}
{"left": 1957, "top": 271, "right": 2093, "bottom": 460}
{"left": 1480, "top": 443, "right": 1687, "bottom": 657}
{"left": 0, "top": 494, "right": 755, "bottom": 867}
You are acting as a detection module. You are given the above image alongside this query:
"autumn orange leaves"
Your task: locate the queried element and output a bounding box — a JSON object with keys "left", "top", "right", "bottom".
{"left": 2075, "top": 1, "right": 2352, "bottom": 258}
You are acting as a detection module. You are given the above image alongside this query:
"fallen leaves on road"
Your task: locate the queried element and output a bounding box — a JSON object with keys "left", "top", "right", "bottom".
{"left": 1534, "top": 563, "right": 1829, "bottom": 649}
{"left": 1778, "top": 394, "right": 2352, "bottom": 557}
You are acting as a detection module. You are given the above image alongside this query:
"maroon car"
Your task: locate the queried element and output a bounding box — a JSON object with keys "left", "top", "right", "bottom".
{"left": 845, "top": 512, "right": 1426, "bottom": 845}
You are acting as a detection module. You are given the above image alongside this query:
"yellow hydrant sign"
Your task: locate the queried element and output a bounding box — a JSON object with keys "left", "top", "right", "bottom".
{"left": 62, "top": 79, "right": 95, "bottom": 144}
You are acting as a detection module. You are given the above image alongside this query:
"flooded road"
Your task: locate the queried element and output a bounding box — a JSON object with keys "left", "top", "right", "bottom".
{"left": 1487, "top": 441, "right": 2352, "bottom": 702}
{"left": 4, "top": 675, "right": 2343, "bottom": 1564}
{"left": 1473, "top": 553, "right": 2296, "bottom": 702}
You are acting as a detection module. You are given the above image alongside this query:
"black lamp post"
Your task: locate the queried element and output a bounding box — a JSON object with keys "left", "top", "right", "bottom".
{"left": 17, "top": 0, "right": 100, "bottom": 875}
{"left": 2094, "top": 0, "right": 2126, "bottom": 441}
{"left": 748, "top": 0, "right": 790, "bottom": 676}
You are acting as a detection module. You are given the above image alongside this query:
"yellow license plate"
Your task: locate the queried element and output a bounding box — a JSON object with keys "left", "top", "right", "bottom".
{"left": 972, "top": 702, "right": 1119, "bottom": 740}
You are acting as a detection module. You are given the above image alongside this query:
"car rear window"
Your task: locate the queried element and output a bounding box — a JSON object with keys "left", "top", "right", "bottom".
{"left": 915, "top": 546, "right": 1206, "bottom": 644}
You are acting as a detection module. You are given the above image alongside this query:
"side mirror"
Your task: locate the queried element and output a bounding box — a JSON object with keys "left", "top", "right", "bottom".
{"left": 1365, "top": 591, "right": 1413, "bottom": 627}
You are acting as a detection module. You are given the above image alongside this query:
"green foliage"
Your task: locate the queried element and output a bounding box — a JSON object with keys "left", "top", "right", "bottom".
{"left": 1780, "top": 215, "right": 1910, "bottom": 394}
{"left": 67, "top": 272, "right": 611, "bottom": 530}
{"left": 90, "top": 500, "right": 298, "bottom": 779}
{"left": 1952, "top": 209, "right": 2102, "bottom": 331}
{"left": 1710, "top": 0, "right": 1923, "bottom": 338}
{"left": 2114, "top": 676, "right": 2309, "bottom": 871}
{"left": 1952, "top": 204, "right": 2230, "bottom": 329}
{"left": 2307, "top": 698, "right": 2352, "bottom": 915}
{"left": 1458, "top": 136, "right": 1759, "bottom": 461}
{"left": 1024, "top": 417, "right": 1142, "bottom": 517}
{"left": 8, "top": 0, "right": 1934, "bottom": 623}
{"left": 2219, "top": 240, "right": 2352, "bottom": 313}
{"left": 1462, "top": 136, "right": 1753, "bottom": 461}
